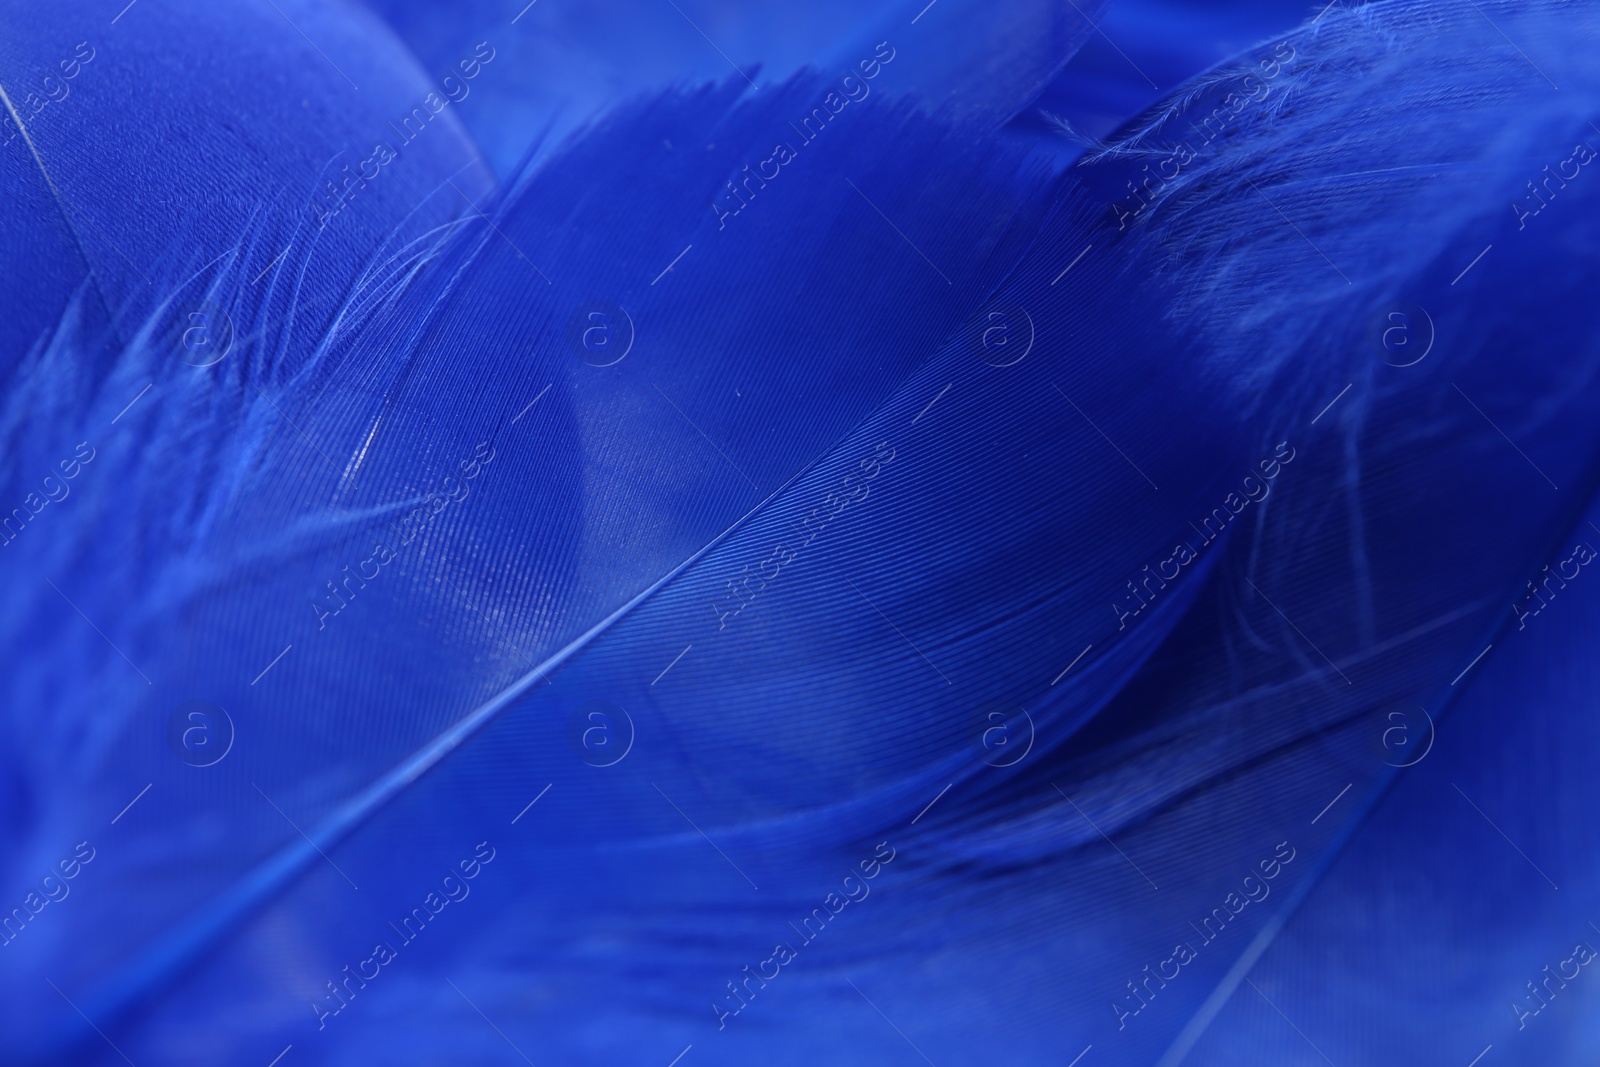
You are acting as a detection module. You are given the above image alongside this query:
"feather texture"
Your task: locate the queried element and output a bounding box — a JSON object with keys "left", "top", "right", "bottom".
{"left": 3, "top": 0, "right": 1600, "bottom": 1064}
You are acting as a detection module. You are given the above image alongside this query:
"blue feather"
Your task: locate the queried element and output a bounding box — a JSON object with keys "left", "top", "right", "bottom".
{"left": 5, "top": 0, "right": 1600, "bottom": 1064}
{"left": 360, "top": 0, "right": 1112, "bottom": 176}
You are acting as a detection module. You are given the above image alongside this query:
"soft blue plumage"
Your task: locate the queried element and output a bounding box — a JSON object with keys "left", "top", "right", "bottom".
{"left": 2, "top": 0, "right": 1599, "bottom": 1064}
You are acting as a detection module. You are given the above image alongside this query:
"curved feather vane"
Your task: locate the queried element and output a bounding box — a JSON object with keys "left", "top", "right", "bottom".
{"left": 1019, "top": 0, "right": 1312, "bottom": 149}
{"left": 3, "top": 0, "right": 1600, "bottom": 1064}
{"left": 0, "top": 0, "right": 494, "bottom": 378}
{"left": 361, "top": 0, "right": 1111, "bottom": 175}
{"left": 1183, "top": 488, "right": 1600, "bottom": 1063}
